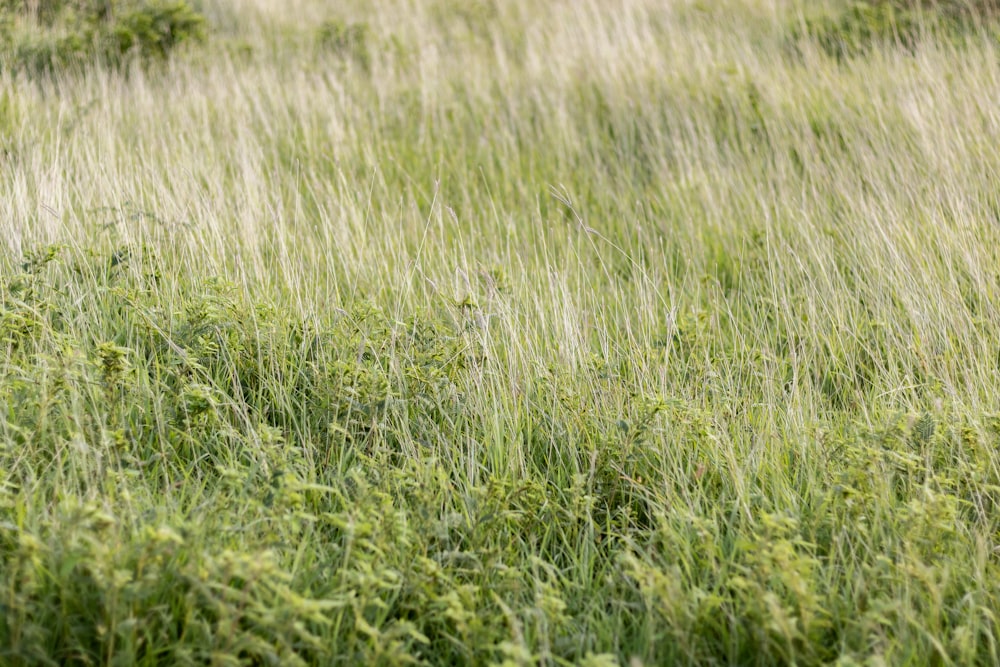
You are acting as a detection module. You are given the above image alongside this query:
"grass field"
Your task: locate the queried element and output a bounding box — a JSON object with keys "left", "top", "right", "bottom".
{"left": 3, "top": 0, "right": 1000, "bottom": 664}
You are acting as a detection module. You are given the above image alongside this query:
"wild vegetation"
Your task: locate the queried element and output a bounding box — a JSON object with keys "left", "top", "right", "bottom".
{"left": 794, "top": 0, "right": 1000, "bottom": 58}
{"left": 4, "top": 0, "right": 1000, "bottom": 664}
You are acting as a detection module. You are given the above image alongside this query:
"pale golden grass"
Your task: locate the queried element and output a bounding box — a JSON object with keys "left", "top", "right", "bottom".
{"left": 3, "top": 2, "right": 1000, "bottom": 414}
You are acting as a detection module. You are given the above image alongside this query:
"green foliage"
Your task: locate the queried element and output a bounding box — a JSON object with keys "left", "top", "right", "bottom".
{"left": 1, "top": 0, "right": 205, "bottom": 75}
{"left": 798, "top": 2, "right": 923, "bottom": 60}
{"left": 1, "top": 0, "right": 120, "bottom": 25}
{"left": 316, "top": 17, "right": 371, "bottom": 72}
{"left": 892, "top": 0, "right": 1000, "bottom": 22}
{"left": 105, "top": 1, "right": 205, "bottom": 62}
{"left": 2, "top": 246, "right": 1000, "bottom": 664}
{"left": 793, "top": 0, "right": 1000, "bottom": 59}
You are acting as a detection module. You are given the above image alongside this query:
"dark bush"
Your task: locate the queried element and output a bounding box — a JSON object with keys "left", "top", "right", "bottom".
{"left": 793, "top": 0, "right": 1000, "bottom": 60}
{"left": 1, "top": 0, "right": 205, "bottom": 75}
{"left": 103, "top": 1, "right": 205, "bottom": 63}
{"left": 316, "top": 17, "right": 371, "bottom": 72}
{"left": 892, "top": 0, "right": 1000, "bottom": 22}
{"left": 2, "top": 0, "right": 114, "bottom": 26}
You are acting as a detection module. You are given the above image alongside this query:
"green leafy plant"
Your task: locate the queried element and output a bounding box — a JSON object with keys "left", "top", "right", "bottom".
{"left": 2, "top": 0, "right": 205, "bottom": 74}
{"left": 792, "top": 0, "right": 1000, "bottom": 59}
{"left": 316, "top": 17, "right": 371, "bottom": 72}
{"left": 102, "top": 1, "right": 205, "bottom": 62}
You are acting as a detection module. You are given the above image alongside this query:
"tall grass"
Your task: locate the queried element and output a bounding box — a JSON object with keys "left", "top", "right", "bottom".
{"left": 3, "top": 0, "right": 1000, "bottom": 664}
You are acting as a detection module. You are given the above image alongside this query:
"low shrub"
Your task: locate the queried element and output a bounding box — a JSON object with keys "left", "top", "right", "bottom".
{"left": 792, "top": 0, "right": 1000, "bottom": 60}
{"left": 103, "top": 1, "right": 205, "bottom": 63}
{"left": 4, "top": 244, "right": 1000, "bottom": 663}
{"left": 316, "top": 17, "right": 371, "bottom": 72}
{"left": 1, "top": 0, "right": 205, "bottom": 75}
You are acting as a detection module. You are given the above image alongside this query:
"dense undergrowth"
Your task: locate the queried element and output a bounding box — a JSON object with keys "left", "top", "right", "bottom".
{"left": 4, "top": 0, "right": 1000, "bottom": 665}
{"left": 3, "top": 247, "right": 1000, "bottom": 665}
{"left": 0, "top": 0, "right": 204, "bottom": 74}
{"left": 794, "top": 0, "right": 1000, "bottom": 59}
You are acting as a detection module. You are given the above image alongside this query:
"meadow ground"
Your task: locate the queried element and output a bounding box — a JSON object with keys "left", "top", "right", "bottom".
{"left": 3, "top": 0, "right": 1000, "bottom": 664}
